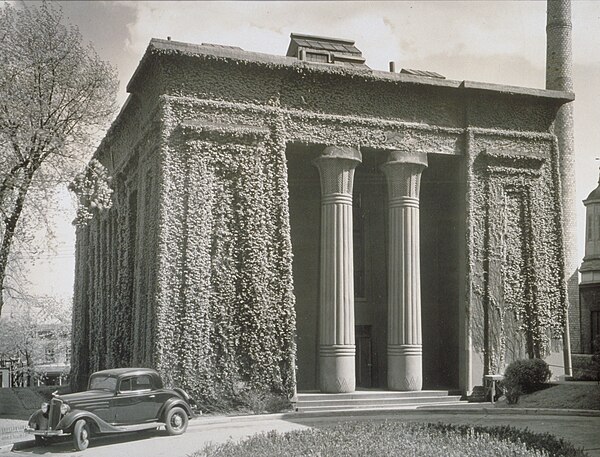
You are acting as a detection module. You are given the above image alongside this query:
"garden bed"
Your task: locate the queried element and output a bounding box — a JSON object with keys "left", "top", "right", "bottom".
{"left": 495, "top": 383, "right": 600, "bottom": 410}
{"left": 193, "top": 421, "right": 586, "bottom": 457}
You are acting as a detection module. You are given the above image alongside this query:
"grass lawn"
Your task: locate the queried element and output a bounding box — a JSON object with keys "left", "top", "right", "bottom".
{"left": 495, "top": 383, "right": 600, "bottom": 410}
{"left": 193, "top": 421, "right": 586, "bottom": 457}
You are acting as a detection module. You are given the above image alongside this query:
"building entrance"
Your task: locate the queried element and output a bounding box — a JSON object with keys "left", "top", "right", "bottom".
{"left": 288, "top": 146, "right": 462, "bottom": 392}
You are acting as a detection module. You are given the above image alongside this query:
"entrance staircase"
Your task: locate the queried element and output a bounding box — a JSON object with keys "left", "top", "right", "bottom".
{"left": 294, "top": 389, "right": 465, "bottom": 413}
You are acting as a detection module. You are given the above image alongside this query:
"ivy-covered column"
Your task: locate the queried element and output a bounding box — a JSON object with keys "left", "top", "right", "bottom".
{"left": 313, "top": 146, "right": 361, "bottom": 393}
{"left": 382, "top": 150, "right": 428, "bottom": 391}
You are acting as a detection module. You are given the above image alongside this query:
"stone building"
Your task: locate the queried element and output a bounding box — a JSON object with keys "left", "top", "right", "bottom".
{"left": 579, "top": 173, "right": 600, "bottom": 354}
{"left": 71, "top": 32, "right": 575, "bottom": 398}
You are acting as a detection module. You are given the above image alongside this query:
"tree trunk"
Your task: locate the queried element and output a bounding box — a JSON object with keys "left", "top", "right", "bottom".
{"left": 0, "top": 165, "right": 36, "bottom": 318}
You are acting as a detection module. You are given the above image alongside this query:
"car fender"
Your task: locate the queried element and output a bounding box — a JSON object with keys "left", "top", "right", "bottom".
{"left": 158, "top": 398, "right": 193, "bottom": 421}
{"left": 57, "top": 410, "right": 122, "bottom": 434}
{"left": 173, "top": 388, "right": 193, "bottom": 405}
{"left": 27, "top": 409, "right": 47, "bottom": 430}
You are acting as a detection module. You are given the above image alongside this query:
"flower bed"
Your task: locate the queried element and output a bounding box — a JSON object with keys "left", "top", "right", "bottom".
{"left": 193, "top": 421, "right": 586, "bottom": 457}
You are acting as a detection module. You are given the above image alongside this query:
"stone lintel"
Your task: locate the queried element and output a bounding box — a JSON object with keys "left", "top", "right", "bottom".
{"left": 178, "top": 120, "right": 270, "bottom": 145}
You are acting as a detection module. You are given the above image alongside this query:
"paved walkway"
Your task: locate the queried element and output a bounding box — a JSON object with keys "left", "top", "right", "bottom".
{"left": 1, "top": 409, "right": 599, "bottom": 456}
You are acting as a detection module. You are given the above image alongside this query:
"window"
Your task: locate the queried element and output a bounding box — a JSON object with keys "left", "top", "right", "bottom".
{"left": 132, "top": 375, "right": 152, "bottom": 390}
{"left": 120, "top": 378, "right": 132, "bottom": 391}
{"left": 120, "top": 375, "right": 152, "bottom": 392}
{"left": 305, "top": 52, "right": 329, "bottom": 63}
{"left": 44, "top": 344, "right": 56, "bottom": 363}
{"left": 89, "top": 375, "right": 117, "bottom": 391}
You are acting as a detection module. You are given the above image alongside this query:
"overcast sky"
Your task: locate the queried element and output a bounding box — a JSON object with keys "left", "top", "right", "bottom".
{"left": 18, "top": 0, "right": 600, "bottom": 308}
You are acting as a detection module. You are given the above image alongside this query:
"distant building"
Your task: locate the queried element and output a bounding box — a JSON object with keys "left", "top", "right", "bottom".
{"left": 34, "top": 324, "right": 70, "bottom": 386}
{"left": 0, "top": 323, "right": 70, "bottom": 388}
{"left": 579, "top": 172, "right": 600, "bottom": 354}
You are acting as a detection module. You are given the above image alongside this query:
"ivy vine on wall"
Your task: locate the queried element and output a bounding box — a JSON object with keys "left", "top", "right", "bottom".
{"left": 69, "top": 159, "right": 113, "bottom": 226}
{"left": 152, "top": 107, "right": 296, "bottom": 406}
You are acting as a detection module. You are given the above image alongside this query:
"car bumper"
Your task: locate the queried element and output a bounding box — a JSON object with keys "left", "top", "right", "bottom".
{"left": 24, "top": 427, "right": 67, "bottom": 437}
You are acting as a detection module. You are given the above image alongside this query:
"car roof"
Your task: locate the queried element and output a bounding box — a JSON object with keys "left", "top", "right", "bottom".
{"left": 90, "top": 368, "right": 159, "bottom": 378}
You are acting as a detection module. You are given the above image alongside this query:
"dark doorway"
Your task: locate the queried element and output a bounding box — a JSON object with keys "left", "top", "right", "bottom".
{"left": 420, "top": 154, "right": 462, "bottom": 390}
{"left": 355, "top": 325, "right": 373, "bottom": 388}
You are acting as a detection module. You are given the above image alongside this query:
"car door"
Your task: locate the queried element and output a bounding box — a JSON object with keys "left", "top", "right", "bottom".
{"left": 112, "top": 375, "right": 161, "bottom": 424}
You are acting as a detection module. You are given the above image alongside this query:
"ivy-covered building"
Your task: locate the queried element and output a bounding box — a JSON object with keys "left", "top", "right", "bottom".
{"left": 71, "top": 33, "right": 575, "bottom": 399}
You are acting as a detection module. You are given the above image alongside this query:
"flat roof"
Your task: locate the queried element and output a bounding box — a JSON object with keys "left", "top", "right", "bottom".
{"left": 127, "top": 38, "right": 574, "bottom": 103}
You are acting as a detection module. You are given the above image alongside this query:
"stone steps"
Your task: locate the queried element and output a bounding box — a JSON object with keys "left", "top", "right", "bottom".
{"left": 295, "top": 390, "right": 465, "bottom": 413}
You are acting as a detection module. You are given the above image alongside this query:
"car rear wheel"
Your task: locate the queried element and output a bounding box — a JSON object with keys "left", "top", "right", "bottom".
{"left": 73, "top": 419, "right": 90, "bottom": 451}
{"left": 165, "top": 407, "right": 188, "bottom": 435}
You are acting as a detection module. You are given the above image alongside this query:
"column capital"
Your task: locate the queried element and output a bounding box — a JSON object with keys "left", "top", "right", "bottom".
{"left": 381, "top": 151, "right": 428, "bottom": 202}
{"left": 313, "top": 146, "right": 362, "bottom": 198}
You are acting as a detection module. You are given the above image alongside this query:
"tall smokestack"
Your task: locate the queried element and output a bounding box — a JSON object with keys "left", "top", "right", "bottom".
{"left": 546, "top": 0, "right": 575, "bottom": 375}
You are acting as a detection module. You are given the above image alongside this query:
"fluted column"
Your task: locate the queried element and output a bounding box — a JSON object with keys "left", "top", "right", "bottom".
{"left": 382, "top": 150, "right": 427, "bottom": 391}
{"left": 313, "top": 146, "right": 361, "bottom": 393}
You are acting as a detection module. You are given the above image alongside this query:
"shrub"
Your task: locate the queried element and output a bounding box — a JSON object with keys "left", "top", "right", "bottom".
{"left": 237, "top": 388, "right": 292, "bottom": 415}
{"left": 197, "top": 383, "right": 291, "bottom": 415}
{"left": 502, "top": 358, "right": 551, "bottom": 404}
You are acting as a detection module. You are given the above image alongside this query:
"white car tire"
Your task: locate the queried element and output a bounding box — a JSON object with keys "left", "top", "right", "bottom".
{"left": 73, "top": 419, "right": 90, "bottom": 451}
{"left": 165, "top": 407, "right": 188, "bottom": 436}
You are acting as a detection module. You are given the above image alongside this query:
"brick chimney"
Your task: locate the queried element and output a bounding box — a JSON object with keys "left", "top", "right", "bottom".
{"left": 546, "top": 0, "right": 575, "bottom": 373}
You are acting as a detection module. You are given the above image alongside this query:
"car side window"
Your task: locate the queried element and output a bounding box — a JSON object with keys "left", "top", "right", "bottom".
{"left": 119, "top": 375, "right": 152, "bottom": 392}
{"left": 119, "top": 378, "right": 132, "bottom": 392}
{"left": 132, "top": 376, "right": 152, "bottom": 391}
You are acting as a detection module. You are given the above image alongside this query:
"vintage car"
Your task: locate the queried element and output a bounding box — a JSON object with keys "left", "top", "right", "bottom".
{"left": 25, "top": 368, "right": 195, "bottom": 451}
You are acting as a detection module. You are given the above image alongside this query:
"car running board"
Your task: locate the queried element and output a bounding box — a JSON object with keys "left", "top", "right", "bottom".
{"left": 111, "top": 422, "right": 165, "bottom": 432}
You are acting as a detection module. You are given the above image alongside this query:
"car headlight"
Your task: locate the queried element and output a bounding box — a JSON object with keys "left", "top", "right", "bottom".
{"left": 41, "top": 402, "right": 49, "bottom": 414}
{"left": 60, "top": 403, "right": 70, "bottom": 415}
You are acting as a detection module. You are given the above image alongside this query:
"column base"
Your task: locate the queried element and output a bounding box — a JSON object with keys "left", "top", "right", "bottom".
{"left": 388, "top": 344, "right": 422, "bottom": 391}
{"left": 319, "top": 345, "right": 356, "bottom": 393}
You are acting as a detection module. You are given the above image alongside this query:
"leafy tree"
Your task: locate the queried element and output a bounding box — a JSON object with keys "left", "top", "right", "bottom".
{"left": 0, "top": 1, "right": 118, "bottom": 317}
{"left": 0, "top": 297, "right": 71, "bottom": 386}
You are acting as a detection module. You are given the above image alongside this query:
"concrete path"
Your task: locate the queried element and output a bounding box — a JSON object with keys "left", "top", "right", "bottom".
{"left": 1, "top": 410, "right": 599, "bottom": 456}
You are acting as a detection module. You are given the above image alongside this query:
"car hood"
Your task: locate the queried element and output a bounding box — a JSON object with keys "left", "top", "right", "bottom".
{"left": 56, "top": 390, "right": 115, "bottom": 404}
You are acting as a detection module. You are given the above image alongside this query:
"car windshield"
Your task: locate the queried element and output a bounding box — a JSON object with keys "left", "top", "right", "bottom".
{"left": 89, "top": 375, "right": 118, "bottom": 391}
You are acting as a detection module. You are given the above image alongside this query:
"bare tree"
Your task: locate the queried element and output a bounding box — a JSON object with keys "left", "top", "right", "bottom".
{"left": 0, "top": 2, "right": 118, "bottom": 317}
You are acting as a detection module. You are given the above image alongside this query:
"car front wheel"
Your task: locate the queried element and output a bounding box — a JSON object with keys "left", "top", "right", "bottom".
{"left": 73, "top": 419, "right": 90, "bottom": 451}
{"left": 34, "top": 435, "right": 49, "bottom": 447}
{"left": 165, "top": 407, "right": 188, "bottom": 435}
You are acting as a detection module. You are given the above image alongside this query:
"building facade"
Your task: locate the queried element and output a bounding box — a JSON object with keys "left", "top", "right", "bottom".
{"left": 579, "top": 174, "right": 600, "bottom": 355}
{"left": 71, "top": 34, "right": 574, "bottom": 398}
